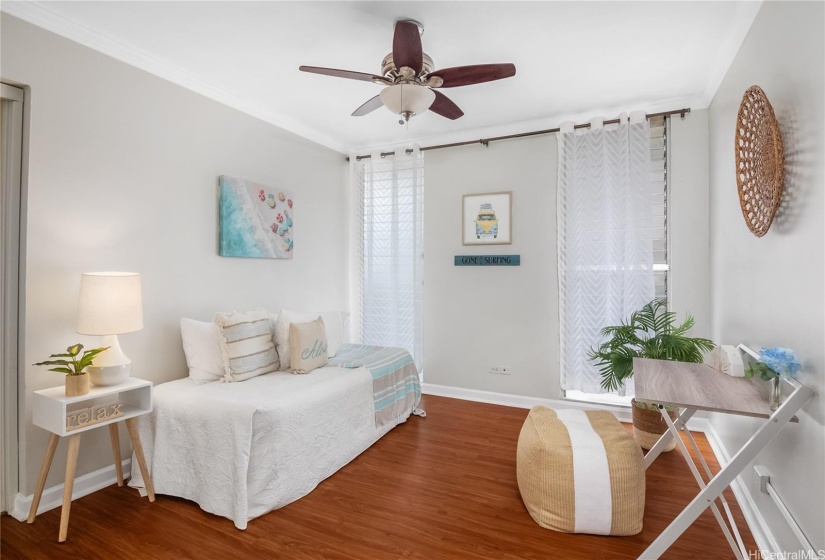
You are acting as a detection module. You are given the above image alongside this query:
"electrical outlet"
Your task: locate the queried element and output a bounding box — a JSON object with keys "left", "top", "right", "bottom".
{"left": 753, "top": 465, "right": 770, "bottom": 494}
{"left": 489, "top": 365, "right": 512, "bottom": 375}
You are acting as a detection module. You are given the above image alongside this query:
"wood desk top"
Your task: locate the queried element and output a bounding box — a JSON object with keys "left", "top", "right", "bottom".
{"left": 633, "top": 358, "right": 798, "bottom": 422}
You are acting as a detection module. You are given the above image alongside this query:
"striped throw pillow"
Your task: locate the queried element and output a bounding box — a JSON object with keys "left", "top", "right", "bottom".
{"left": 214, "top": 310, "right": 279, "bottom": 382}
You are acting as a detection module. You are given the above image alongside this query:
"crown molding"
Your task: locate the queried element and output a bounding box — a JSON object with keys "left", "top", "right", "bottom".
{"left": 1, "top": 1, "right": 349, "bottom": 155}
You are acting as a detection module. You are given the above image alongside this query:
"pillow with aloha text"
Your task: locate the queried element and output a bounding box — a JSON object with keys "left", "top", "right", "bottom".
{"left": 289, "top": 317, "right": 328, "bottom": 374}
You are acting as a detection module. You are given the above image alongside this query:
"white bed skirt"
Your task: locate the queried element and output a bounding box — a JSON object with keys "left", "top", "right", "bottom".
{"left": 129, "top": 366, "right": 414, "bottom": 529}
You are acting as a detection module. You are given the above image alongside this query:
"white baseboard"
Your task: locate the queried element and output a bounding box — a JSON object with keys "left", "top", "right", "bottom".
{"left": 421, "top": 382, "right": 710, "bottom": 432}
{"left": 702, "top": 422, "right": 780, "bottom": 556}
{"left": 9, "top": 459, "right": 131, "bottom": 522}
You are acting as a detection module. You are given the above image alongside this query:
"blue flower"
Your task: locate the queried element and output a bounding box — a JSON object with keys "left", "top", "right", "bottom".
{"left": 758, "top": 347, "right": 802, "bottom": 378}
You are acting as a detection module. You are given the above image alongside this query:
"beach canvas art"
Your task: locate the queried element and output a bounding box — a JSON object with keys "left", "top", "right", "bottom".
{"left": 219, "top": 175, "right": 294, "bottom": 259}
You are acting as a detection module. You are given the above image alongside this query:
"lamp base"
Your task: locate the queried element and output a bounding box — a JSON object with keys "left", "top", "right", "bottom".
{"left": 88, "top": 363, "right": 131, "bottom": 386}
{"left": 88, "top": 334, "right": 132, "bottom": 386}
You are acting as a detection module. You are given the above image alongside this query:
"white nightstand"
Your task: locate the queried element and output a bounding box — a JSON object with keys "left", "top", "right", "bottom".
{"left": 28, "top": 377, "right": 156, "bottom": 542}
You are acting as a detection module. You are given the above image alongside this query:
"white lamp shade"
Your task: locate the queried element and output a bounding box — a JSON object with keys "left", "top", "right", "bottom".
{"left": 380, "top": 84, "right": 435, "bottom": 116}
{"left": 76, "top": 272, "right": 143, "bottom": 335}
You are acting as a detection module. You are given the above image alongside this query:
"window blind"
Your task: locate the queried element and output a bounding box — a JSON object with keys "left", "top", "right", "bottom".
{"left": 650, "top": 116, "right": 669, "bottom": 300}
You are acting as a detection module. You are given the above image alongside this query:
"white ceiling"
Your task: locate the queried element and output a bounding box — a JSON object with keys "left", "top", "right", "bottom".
{"left": 3, "top": 1, "right": 762, "bottom": 155}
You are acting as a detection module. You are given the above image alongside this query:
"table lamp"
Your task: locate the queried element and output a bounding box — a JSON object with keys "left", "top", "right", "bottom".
{"left": 76, "top": 271, "right": 143, "bottom": 386}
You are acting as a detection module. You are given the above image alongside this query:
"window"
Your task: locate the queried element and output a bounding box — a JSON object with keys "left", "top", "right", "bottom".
{"left": 352, "top": 150, "right": 424, "bottom": 370}
{"left": 559, "top": 116, "right": 669, "bottom": 402}
{"left": 650, "top": 116, "right": 670, "bottom": 300}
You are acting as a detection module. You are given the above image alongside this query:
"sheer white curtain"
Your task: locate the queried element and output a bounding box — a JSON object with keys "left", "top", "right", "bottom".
{"left": 557, "top": 114, "right": 655, "bottom": 394}
{"left": 350, "top": 147, "right": 424, "bottom": 370}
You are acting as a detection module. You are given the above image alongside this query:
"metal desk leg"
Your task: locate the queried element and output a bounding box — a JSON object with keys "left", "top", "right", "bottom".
{"left": 661, "top": 408, "right": 745, "bottom": 560}
{"left": 639, "top": 383, "right": 813, "bottom": 559}
{"left": 643, "top": 407, "right": 696, "bottom": 469}
{"left": 680, "top": 423, "right": 747, "bottom": 557}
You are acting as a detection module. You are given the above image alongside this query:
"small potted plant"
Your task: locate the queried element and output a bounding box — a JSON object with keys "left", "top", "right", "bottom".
{"left": 34, "top": 343, "right": 109, "bottom": 397}
{"left": 588, "top": 299, "right": 714, "bottom": 450}
{"left": 745, "top": 346, "right": 801, "bottom": 410}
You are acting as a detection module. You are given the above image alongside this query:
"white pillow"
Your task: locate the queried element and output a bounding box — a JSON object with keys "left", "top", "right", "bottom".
{"left": 268, "top": 311, "right": 281, "bottom": 346}
{"left": 274, "top": 309, "right": 347, "bottom": 370}
{"left": 320, "top": 311, "right": 346, "bottom": 357}
{"left": 180, "top": 318, "right": 225, "bottom": 384}
{"left": 214, "top": 310, "right": 280, "bottom": 382}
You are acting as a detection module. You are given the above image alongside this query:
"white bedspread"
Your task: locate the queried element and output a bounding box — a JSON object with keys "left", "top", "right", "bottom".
{"left": 129, "top": 366, "right": 412, "bottom": 529}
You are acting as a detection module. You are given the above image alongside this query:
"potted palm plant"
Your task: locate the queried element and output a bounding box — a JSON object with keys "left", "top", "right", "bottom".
{"left": 34, "top": 343, "right": 109, "bottom": 397}
{"left": 588, "top": 299, "right": 714, "bottom": 450}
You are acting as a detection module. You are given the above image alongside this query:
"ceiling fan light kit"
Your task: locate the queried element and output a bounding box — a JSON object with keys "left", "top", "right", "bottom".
{"left": 299, "top": 19, "right": 516, "bottom": 123}
{"left": 380, "top": 84, "right": 435, "bottom": 124}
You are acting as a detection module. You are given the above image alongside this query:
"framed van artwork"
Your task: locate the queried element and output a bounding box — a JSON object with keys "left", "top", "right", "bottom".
{"left": 462, "top": 191, "right": 512, "bottom": 245}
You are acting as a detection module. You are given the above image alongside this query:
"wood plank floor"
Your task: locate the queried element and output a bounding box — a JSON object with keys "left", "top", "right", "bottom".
{"left": 2, "top": 395, "right": 755, "bottom": 559}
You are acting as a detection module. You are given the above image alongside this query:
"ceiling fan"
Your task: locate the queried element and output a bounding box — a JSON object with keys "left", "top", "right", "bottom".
{"left": 299, "top": 19, "right": 516, "bottom": 124}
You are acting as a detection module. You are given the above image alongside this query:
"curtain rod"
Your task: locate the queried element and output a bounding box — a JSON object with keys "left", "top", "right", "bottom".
{"left": 346, "top": 107, "right": 690, "bottom": 161}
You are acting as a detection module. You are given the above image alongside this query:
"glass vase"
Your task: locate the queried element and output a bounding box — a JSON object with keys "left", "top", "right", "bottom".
{"left": 769, "top": 376, "right": 783, "bottom": 411}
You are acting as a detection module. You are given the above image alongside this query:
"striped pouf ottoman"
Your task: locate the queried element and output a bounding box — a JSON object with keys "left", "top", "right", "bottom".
{"left": 516, "top": 406, "right": 645, "bottom": 536}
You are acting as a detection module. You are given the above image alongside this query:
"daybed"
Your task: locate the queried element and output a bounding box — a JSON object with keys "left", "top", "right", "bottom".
{"left": 130, "top": 343, "right": 422, "bottom": 529}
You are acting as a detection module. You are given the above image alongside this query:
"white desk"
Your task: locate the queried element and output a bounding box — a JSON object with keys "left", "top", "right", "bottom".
{"left": 28, "top": 377, "right": 156, "bottom": 542}
{"left": 634, "top": 358, "right": 812, "bottom": 560}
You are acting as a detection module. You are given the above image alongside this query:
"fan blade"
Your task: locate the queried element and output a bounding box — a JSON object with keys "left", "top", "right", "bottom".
{"left": 429, "top": 91, "right": 464, "bottom": 120}
{"left": 299, "top": 66, "right": 383, "bottom": 83}
{"left": 393, "top": 20, "right": 423, "bottom": 74}
{"left": 430, "top": 63, "right": 516, "bottom": 88}
{"left": 352, "top": 95, "right": 384, "bottom": 117}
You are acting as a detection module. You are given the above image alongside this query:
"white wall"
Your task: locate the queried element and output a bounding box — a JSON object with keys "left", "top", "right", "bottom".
{"left": 670, "top": 111, "right": 711, "bottom": 339}
{"left": 1, "top": 15, "right": 348, "bottom": 495}
{"left": 423, "top": 113, "right": 711, "bottom": 397}
{"left": 707, "top": 1, "right": 824, "bottom": 552}
{"left": 423, "top": 137, "right": 560, "bottom": 398}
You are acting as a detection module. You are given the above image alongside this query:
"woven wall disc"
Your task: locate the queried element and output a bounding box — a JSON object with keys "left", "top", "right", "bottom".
{"left": 735, "top": 85, "right": 785, "bottom": 237}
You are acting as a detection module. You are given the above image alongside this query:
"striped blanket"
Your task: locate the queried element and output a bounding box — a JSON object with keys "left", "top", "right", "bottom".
{"left": 328, "top": 343, "right": 422, "bottom": 428}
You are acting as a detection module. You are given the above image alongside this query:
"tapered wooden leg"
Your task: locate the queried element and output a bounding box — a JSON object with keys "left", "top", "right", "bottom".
{"left": 108, "top": 424, "right": 124, "bottom": 487}
{"left": 125, "top": 418, "right": 154, "bottom": 502}
{"left": 58, "top": 433, "right": 81, "bottom": 542}
{"left": 28, "top": 433, "right": 60, "bottom": 523}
